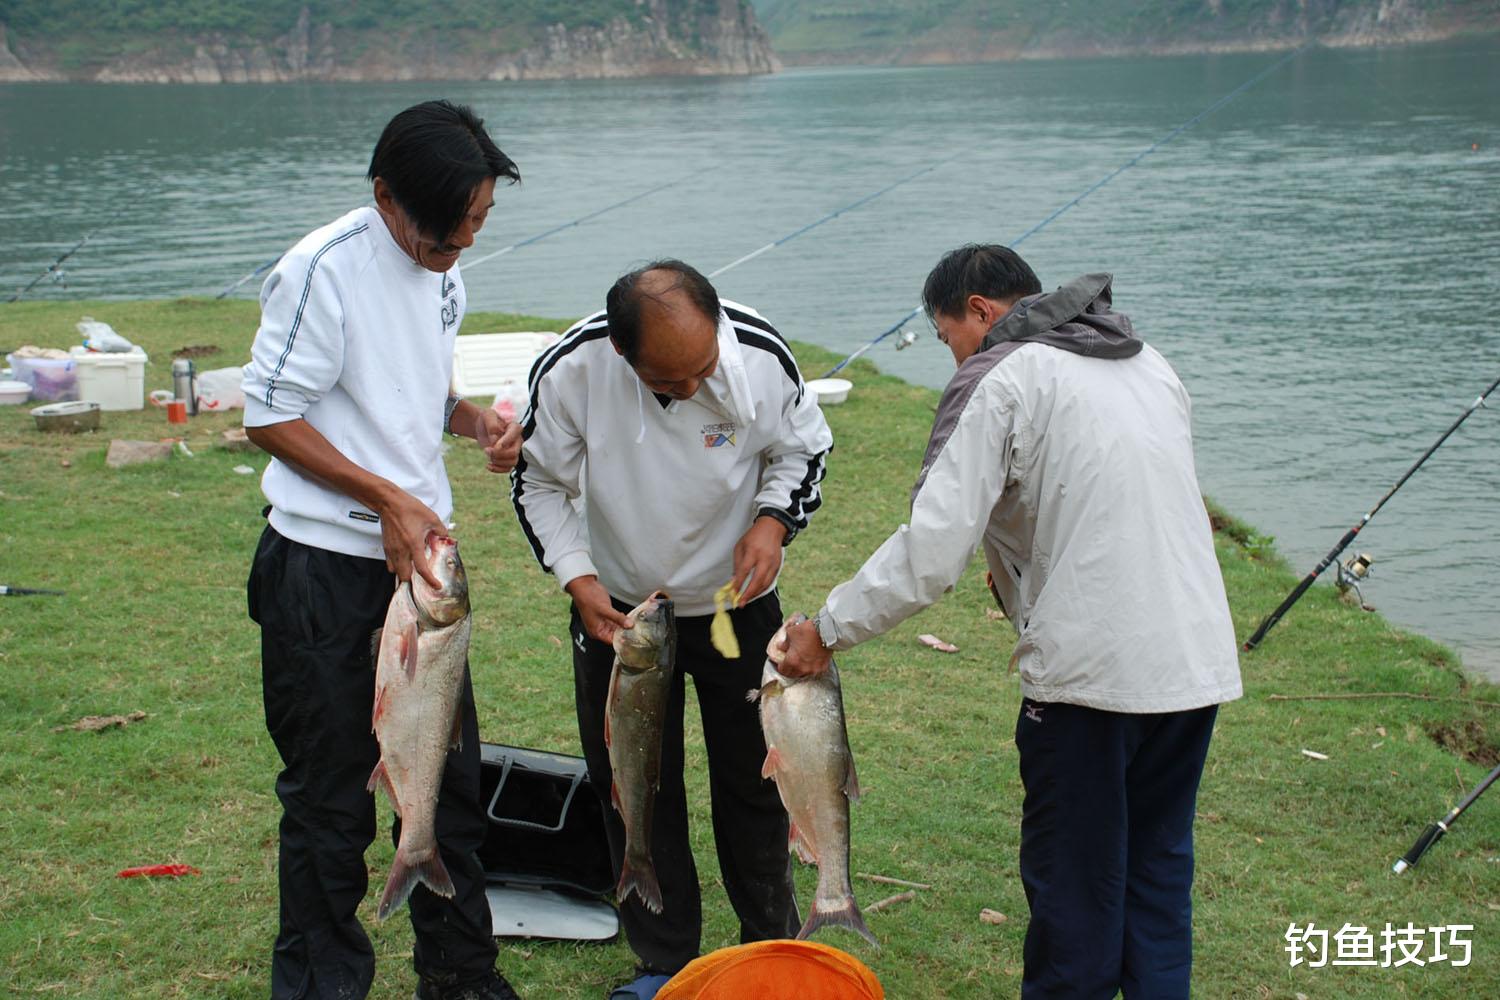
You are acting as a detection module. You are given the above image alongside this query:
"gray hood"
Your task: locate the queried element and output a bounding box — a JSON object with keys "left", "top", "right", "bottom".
{"left": 979, "top": 272, "right": 1141, "bottom": 359}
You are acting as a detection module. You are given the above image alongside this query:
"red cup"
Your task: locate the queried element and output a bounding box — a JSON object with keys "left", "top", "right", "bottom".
{"left": 166, "top": 400, "right": 188, "bottom": 424}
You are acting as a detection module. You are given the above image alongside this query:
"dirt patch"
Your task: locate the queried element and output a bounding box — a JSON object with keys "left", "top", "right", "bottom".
{"left": 171, "top": 345, "right": 221, "bottom": 359}
{"left": 1426, "top": 719, "right": 1500, "bottom": 768}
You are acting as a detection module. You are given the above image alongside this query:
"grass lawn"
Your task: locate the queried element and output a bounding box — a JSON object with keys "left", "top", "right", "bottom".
{"left": 2, "top": 298, "right": 1497, "bottom": 998}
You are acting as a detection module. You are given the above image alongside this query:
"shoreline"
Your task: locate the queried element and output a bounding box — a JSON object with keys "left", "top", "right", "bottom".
{"left": 2, "top": 296, "right": 1498, "bottom": 996}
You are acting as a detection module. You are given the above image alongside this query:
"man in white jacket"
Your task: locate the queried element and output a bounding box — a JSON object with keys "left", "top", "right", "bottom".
{"left": 777, "top": 245, "right": 1242, "bottom": 999}
{"left": 511, "top": 260, "right": 833, "bottom": 999}
{"left": 243, "top": 101, "right": 524, "bottom": 1000}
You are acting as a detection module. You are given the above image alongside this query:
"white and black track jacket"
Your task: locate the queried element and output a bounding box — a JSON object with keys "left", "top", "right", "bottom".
{"left": 511, "top": 300, "right": 833, "bottom": 617}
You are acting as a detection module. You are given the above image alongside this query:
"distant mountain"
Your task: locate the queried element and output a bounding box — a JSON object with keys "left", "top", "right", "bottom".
{"left": 750, "top": 0, "right": 1500, "bottom": 64}
{"left": 0, "top": 0, "right": 778, "bottom": 82}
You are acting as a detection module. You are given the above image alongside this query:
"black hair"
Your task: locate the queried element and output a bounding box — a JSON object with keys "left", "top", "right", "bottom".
{"left": 367, "top": 100, "right": 519, "bottom": 243}
{"left": 605, "top": 259, "right": 721, "bottom": 366}
{"left": 921, "top": 244, "right": 1042, "bottom": 320}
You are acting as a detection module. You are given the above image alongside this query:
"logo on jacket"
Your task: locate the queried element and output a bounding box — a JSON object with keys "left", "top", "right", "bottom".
{"left": 702, "top": 422, "right": 736, "bottom": 448}
{"left": 1023, "top": 701, "right": 1045, "bottom": 724}
{"left": 440, "top": 274, "right": 458, "bottom": 331}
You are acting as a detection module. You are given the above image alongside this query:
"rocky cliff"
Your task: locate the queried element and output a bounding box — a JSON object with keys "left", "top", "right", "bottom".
{"left": 754, "top": 0, "right": 1500, "bottom": 66}
{"left": 0, "top": 1, "right": 778, "bottom": 84}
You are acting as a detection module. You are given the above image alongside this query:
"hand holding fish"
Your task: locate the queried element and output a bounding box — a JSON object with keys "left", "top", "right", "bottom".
{"left": 375, "top": 488, "right": 449, "bottom": 589}
{"left": 729, "top": 516, "right": 785, "bottom": 607}
{"left": 774, "top": 615, "right": 833, "bottom": 679}
{"left": 566, "top": 575, "right": 632, "bottom": 644}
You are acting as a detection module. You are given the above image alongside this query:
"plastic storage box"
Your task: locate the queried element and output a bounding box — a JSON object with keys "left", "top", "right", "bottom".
{"left": 5, "top": 353, "right": 78, "bottom": 402}
{"left": 69, "top": 346, "right": 149, "bottom": 411}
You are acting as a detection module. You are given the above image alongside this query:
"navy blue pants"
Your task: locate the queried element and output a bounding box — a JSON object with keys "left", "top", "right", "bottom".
{"left": 248, "top": 526, "right": 500, "bottom": 998}
{"left": 1014, "top": 699, "right": 1218, "bottom": 1000}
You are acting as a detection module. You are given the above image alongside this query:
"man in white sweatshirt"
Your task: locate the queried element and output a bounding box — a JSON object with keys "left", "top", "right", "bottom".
{"left": 242, "top": 101, "right": 524, "bottom": 1000}
{"left": 511, "top": 261, "right": 834, "bottom": 999}
{"left": 777, "top": 245, "right": 1242, "bottom": 999}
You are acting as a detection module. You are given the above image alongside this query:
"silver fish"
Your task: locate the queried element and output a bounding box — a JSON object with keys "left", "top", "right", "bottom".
{"left": 605, "top": 591, "right": 677, "bottom": 913}
{"left": 367, "top": 533, "right": 472, "bottom": 921}
{"left": 755, "top": 615, "right": 877, "bottom": 946}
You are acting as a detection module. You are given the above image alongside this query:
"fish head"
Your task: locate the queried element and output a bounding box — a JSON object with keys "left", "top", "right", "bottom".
{"left": 612, "top": 590, "right": 676, "bottom": 673}
{"left": 759, "top": 613, "right": 836, "bottom": 693}
{"left": 411, "top": 533, "right": 470, "bottom": 627}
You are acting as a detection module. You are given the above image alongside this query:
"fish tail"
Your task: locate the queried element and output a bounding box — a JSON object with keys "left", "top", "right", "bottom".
{"left": 376, "top": 849, "right": 455, "bottom": 921}
{"left": 798, "top": 895, "right": 878, "bottom": 949}
{"left": 617, "top": 857, "right": 664, "bottom": 915}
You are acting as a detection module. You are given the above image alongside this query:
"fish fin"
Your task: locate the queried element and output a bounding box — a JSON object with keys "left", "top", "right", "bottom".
{"left": 376, "top": 849, "right": 455, "bottom": 921}
{"left": 371, "top": 682, "right": 386, "bottom": 729}
{"left": 760, "top": 746, "right": 784, "bottom": 780}
{"left": 366, "top": 761, "right": 400, "bottom": 815}
{"left": 369, "top": 627, "right": 383, "bottom": 664}
{"left": 617, "top": 858, "right": 664, "bottom": 914}
{"left": 746, "top": 686, "right": 761, "bottom": 703}
{"left": 400, "top": 622, "right": 419, "bottom": 681}
{"left": 610, "top": 780, "right": 623, "bottom": 815}
{"left": 448, "top": 710, "right": 463, "bottom": 752}
{"left": 844, "top": 755, "right": 863, "bottom": 804}
{"left": 788, "top": 822, "right": 818, "bottom": 864}
{"left": 798, "top": 895, "right": 879, "bottom": 949}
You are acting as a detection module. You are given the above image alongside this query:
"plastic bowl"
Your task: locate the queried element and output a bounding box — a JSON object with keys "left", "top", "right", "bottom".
{"left": 0, "top": 379, "right": 30, "bottom": 405}
{"left": 805, "top": 377, "right": 853, "bottom": 406}
{"left": 31, "top": 400, "right": 101, "bottom": 433}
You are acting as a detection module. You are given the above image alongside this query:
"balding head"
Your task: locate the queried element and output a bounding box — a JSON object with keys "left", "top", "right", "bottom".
{"left": 606, "top": 260, "right": 722, "bottom": 400}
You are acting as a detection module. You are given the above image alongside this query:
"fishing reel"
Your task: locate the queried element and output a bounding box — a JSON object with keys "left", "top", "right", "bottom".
{"left": 1334, "top": 552, "right": 1375, "bottom": 611}
{"left": 894, "top": 327, "right": 919, "bottom": 350}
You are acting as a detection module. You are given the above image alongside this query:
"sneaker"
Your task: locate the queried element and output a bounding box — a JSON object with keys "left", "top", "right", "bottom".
{"left": 414, "top": 970, "right": 522, "bottom": 1000}
{"left": 606, "top": 971, "right": 673, "bottom": 999}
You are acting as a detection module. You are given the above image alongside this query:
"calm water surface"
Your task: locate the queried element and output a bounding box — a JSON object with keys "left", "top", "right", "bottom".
{"left": 2, "top": 41, "right": 1498, "bottom": 677}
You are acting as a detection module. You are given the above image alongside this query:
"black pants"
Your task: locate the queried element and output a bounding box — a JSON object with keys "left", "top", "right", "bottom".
{"left": 1014, "top": 698, "right": 1219, "bottom": 1000}
{"left": 572, "top": 592, "right": 800, "bottom": 975}
{"left": 248, "top": 526, "right": 499, "bottom": 999}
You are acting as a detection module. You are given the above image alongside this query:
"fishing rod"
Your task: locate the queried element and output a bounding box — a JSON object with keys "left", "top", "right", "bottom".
{"left": 819, "top": 43, "right": 1312, "bottom": 379}
{"left": 0, "top": 585, "right": 66, "bottom": 596}
{"left": 1393, "top": 760, "right": 1500, "bottom": 873}
{"left": 213, "top": 168, "right": 713, "bottom": 298}
{"left": 215, "top": 254, "right": 281, "bottom": 299}
{"left": 705, "top": 156, "right": 957, "bottom": 280}
{"left": 1243, "top": 370, "right": 1500, "bottom": 651}
{"left": 8, "top": 204, "right": 129, "bottom": 303}
{"left": 463, "top": 166, "right": 715, "bottom": 273}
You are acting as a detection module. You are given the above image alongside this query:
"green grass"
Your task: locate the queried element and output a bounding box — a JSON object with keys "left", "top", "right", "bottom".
{"left": 2, "top": 298, "right": 1499, "bottom": 998}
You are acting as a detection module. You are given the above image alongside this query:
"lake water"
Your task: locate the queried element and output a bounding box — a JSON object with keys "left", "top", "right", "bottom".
{"left": 3, "top": 40, "right": 1498, "bottom": 677}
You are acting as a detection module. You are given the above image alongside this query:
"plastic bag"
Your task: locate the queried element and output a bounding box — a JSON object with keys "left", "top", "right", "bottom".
{"left": 76, "top": 317, "right": 134, "bottom": 353}
{"left": 489, "top": 380, "right": 529, "bottom": 423}
{"left": 195, "top": 366, "right": 246, "bottom": 411}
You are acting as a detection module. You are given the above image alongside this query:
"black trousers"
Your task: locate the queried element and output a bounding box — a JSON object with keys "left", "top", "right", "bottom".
{"left": 248, "top": 526, "right": 499, "bottom": 999}
{"left": 1014, "top": 699, "right": 1219, "bottom": 1000}
{"left": 571, "top": 592, "right": 800, "bottom": 975}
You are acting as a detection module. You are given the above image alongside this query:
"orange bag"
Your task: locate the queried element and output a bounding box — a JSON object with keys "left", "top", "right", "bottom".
{"left": 656, "top": 939, "right": 882, "bottom": 1000}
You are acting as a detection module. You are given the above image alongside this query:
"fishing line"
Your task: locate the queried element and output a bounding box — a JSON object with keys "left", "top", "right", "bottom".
{"left": 705, "top": 156, "right": 959, "bottom": 280}
{"left": 1242, "top": 369, "right": 1500, "bottom": 651}
{"left": 12, "top": 86, "right": 282, "bottom": 303}
{"left": 218, "top": 166, "right": 715, "bottom": 299}
{"left": 819, "top": 43, "right": 1313, "bottom": 379}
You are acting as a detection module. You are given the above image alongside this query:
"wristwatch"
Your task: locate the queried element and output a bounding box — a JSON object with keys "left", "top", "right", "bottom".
{"left": 757, "top": 507, "right": 800, "bottom": 547}
{"left": 811, "top": 609, "right": 838, "bottom": 650}
{"left": 444, "top": 393, "right": 464, "bottom": 436}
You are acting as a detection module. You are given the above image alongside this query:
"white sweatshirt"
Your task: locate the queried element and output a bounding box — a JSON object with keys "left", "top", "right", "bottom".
{"left": 241, "top": 206, "right": 464, "bottom": 560}
{"left": 512, "top": 301, "right": 833, "bottom": 617}
{"left": 819, "top": 342, "right": 1242, "bottom": 714}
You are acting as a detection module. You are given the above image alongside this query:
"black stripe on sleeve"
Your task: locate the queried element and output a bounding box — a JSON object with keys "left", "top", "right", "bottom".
{"left": 511, "top": 314, "right": 611, "bottom": 572}
{"left": 265, "top": 223, "right": 368, "bottom": 408}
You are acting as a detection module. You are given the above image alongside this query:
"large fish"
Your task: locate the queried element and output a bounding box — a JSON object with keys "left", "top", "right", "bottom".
{"left": 367, "top": 532, "right": 473, "bottom": 921}
{"left": 756, "top": 615, "right": 877, "bottom": 946}
{"left": 605, "top": 591, "right": 677, "bottom": 914}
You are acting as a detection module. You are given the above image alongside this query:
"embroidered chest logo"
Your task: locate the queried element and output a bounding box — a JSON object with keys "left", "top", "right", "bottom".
{"left": 702, "top": 422, "right": 736, "bottom": 448}
{"left": 440, "top": 274, "right": 458, "bottom": 331}
{"left": 1024, "top": 702, "right": 1045, "bottom": 724}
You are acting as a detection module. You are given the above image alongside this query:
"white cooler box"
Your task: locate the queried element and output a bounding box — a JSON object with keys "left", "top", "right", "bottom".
{"left": 68, "top": 346, "right": 149, "bottom": 411}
